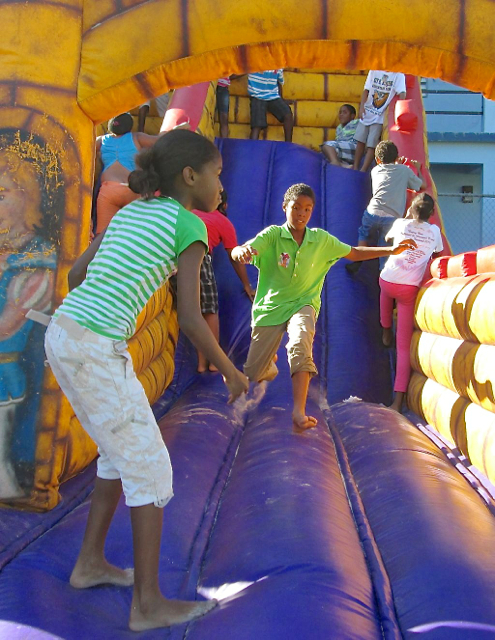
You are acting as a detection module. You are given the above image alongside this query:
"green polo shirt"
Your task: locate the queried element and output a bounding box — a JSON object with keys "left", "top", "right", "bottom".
{"left": 249, "top": 223, "right": 351, "bottom": 327}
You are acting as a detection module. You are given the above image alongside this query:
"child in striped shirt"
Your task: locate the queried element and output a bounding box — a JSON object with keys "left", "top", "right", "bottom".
{"left": 44, "top": 130, "right": 248, "bottom": 632}
{"left": 321, "top": 104, "right": 359, "bottom": 167}
{"left": 248, "top": 70, "right": 294, "bottom": 142}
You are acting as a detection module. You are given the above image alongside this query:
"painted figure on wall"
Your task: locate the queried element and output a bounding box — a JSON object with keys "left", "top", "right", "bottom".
{"left": 0, "top": 129, "right": 62, "bottom": 499}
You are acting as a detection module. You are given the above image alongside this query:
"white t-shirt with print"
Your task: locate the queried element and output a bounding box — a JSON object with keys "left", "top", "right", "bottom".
{"left": 381, "top": 218, "right": 443, "bottom": 286}
{"left": 362, "top": 71, "right": 406, "bottom": 125}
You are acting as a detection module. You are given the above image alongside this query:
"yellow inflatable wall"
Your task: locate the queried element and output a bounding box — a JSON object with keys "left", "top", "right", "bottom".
{"left": 222, "top": 71, "right": 364, "bottom": 151}
{"left": 2, "top": 0, "right": 495, "bottom": 509}
{"left": 408, "top": 248, "right": 495, "bottom": 484}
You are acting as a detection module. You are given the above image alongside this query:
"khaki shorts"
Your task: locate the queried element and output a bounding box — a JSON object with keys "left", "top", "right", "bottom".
{"left": 244, "top": 306, "right": 318, "bottom": 382}
{"left": 44, "top": 314, "right": 173, "bottom": 508}
{"left": 354, "top": 122, "right": 383, "bottom": 148}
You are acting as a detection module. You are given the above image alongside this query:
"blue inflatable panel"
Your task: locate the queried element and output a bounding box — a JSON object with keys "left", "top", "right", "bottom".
{"left": 329, "top": 401, "right": 495, "bottom": 639}
{"left": 183, "top": 369, "right": 389, "bottom": 640}
{"left": 2, "top": 140, "right": 495, "bottom": 640}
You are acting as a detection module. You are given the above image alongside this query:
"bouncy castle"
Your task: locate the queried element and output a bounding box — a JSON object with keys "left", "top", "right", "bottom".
{"left": 1, "top": 0, "right": 495, "bottom": 637}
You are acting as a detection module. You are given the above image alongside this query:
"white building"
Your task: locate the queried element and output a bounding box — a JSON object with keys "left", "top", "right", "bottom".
{"left": 422, "top": 78, "right": 495, "bottom": 254}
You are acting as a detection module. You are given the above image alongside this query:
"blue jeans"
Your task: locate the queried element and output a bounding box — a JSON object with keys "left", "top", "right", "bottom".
{"left": 358, "top": 210, "right": 397, "bottom": 268}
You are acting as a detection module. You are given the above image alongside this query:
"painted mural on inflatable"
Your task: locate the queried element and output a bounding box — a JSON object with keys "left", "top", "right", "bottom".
{"left": 0, "top": 129, "right": 61, "bottom": 499}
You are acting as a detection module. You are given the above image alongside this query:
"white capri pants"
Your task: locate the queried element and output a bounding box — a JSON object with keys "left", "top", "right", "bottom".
{"left": 44, "top": 313, "right": 173, "bottom": 508}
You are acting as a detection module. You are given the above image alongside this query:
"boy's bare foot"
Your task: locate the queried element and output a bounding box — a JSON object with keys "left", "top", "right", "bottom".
{"left": 70, "top": 560, "right": 134, "bottom": 589}
{"left": 382, "top": 327, "right": 393, "bottom": 348}
{"left": 292, "top": 412, "right": 318, "bottom": 432}
{"left": 129, "top": 596, "right": 217, "bottom": 631}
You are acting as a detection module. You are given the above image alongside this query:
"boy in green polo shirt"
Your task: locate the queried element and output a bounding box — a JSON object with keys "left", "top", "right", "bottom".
{"left": 231, "top": 183, "right": 416, "bottom": 431}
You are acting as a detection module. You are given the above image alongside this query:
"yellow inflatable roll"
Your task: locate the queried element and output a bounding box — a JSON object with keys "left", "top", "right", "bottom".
{"left": 408, "top": 373, "right": 495, "bottom": 482}
{"left": 409, "top": 255, "right": 495, "bottom": 485}
{"left": 415, "top": 275, "right": 495, "bottom": 345}
{"left": 411, "top": 331, "right": 495, "bottom": 413}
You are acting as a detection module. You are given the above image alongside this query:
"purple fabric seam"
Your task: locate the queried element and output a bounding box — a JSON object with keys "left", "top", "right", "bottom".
{"left": 322, "top": 406, "right": 403, "bottom": 640}
{"left": 173, "top": 419, "right": 248, "bottom": 640}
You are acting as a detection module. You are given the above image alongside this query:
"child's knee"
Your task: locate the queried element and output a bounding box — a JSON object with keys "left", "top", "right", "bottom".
{"left": 244, "top": 359, "right": 278, "bottom": 383}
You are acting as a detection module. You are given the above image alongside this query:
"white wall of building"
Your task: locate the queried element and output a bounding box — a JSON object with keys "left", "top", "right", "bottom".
{"left": 483, "top": 97, "right": 495, "bottom": 133}
{"left": 429, "top": 142, "right": 495, "bottom": 250}
{"left": 429, "top": 142, "right": 495, "bottom": 195}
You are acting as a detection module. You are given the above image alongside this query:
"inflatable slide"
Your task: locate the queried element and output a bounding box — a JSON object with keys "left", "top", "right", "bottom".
{"left": 3, "top": 0, "right": 495, "bottom": 637}
{"left": 2, "top": 137, "right": 495, "bottom": 639}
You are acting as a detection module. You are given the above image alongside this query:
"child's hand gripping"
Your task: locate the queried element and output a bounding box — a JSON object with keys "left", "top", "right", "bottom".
{"left": 231, "top": 245, "right": 258, "bottom": 264}
{"left": 224, "top": 368, "right": 250, "bottom": 404}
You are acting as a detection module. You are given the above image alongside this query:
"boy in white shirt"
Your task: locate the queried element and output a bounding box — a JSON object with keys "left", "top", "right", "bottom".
{"left": 353, "top": 71, "right": 406, "bottom": 172}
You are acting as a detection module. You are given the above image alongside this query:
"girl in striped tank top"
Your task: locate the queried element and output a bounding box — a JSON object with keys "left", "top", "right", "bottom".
{"left": 44, "top": 130, "right": 248, "bottom": 632}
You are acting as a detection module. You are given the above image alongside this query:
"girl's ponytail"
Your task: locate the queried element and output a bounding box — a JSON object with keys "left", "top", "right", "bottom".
{"left": 128, "top": 147, "right": 161, "bottom": 199}
{"left": 410, "top": 192, "right": 435, "bottom": 221}
{"left": 132, "top": 129, "right": 219, "bottom": 198}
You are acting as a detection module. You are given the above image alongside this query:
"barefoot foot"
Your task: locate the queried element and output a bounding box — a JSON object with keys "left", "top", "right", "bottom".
{"left": 388, "top": 401, "right": 403, "bottom": 413}
{"left": 129, "top": 597, "right": 217, "bottom": 631}
{"left": 208, "top": 364, "right": 219, "bottom": 373}
{"left": 388, "top": 391, "right": 405, "bottom": 414}
{"left": 382, "top": 327, "right": 393, "bottom": 348}
{"left": 292, "top": 413, "right": 318, "bottom": 432}
{"left": 70, "top": 561, "right": 134, "bottom": 589}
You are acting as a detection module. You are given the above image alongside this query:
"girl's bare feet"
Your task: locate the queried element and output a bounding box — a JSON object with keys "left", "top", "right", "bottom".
{"left": 389, "top": 391, "right": 405, "bottom": 413}
{"left": 129, "top": 596, "right": 217, "bottom": 631}
{"left": 292, "top": 412, "right": 318, "bottom": 432}
{"left": 382, "top": 327, "right": 393, "bottom": 348}
{"left": 70, "top": 560, "right": 134, "bottom": 588}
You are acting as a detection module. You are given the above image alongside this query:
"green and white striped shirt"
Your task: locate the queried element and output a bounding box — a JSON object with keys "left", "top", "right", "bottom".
{"left": 57, "top": 197, "right": 208, "bottom": 340}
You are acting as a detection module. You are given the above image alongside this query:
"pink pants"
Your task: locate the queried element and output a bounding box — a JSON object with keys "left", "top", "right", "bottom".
{"left": 379, "top": 278, "right": 419, "bottom": 393}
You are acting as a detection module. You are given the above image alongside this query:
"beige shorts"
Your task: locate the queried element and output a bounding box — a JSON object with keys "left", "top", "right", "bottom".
{"left": 354, "top": 122, "right": 383, "bottom": 148}
{"left": 244, "top": 306, "right": 318, "bottom": 382}
{"left": 44, "top": 314, "right": 173, "bottom": 508}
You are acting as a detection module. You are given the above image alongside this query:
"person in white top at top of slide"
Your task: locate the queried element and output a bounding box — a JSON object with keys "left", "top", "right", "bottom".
{"left": 353, "top": 70, "right": 407, "bottom": 172}
{"left": 379, "top": 192, "right": 443, "bottom": 412}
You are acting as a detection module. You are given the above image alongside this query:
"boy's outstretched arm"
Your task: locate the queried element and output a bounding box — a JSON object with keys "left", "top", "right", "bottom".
{"left": 345, "top": 239, "right": 417, "bottom": 262}
{"left": 226, "top": 250, "right": 256, "bottom": 300}
{"left": 231, "top": 244, "right": 259, "bottom": 264}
